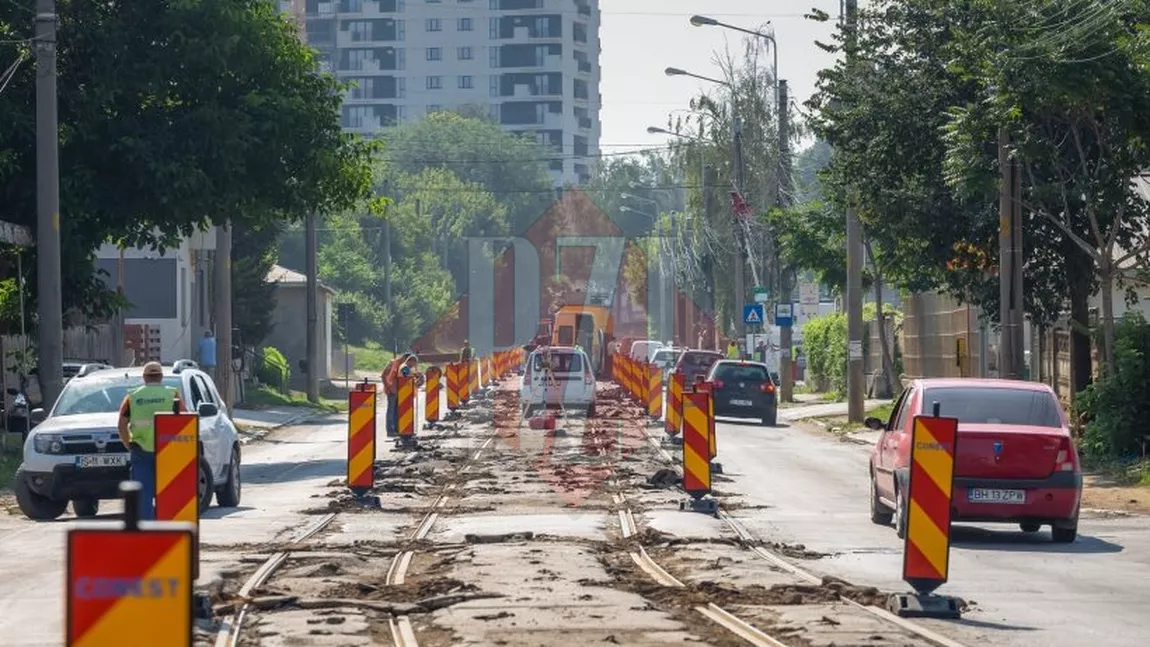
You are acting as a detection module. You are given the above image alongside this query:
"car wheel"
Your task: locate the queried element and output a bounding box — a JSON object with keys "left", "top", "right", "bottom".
{"left": 13, "top": 468, "right": 68, "bottom": 521}
{"left": 869, "top": 470, "right": 893, "bottom": 526}
{"left": 587, "top": 403, "right": 597, "bottom": 418}
{"left": 894, "top": 482, "right": 908, "bottom": 539}
{"left": 197, "top": 456, "right": 215, "bottom": 514}
{"left": 215, "top": 446, "right": 242, "bottom": 508}
{"left": 1051, "top": 523, "right": 1078, "bottom": 543}
{"left": 1019, "top": 521, "right": 1041, "bottom": 533}
{"left": 72, "top": 497, "right": 99, "bottom": 518}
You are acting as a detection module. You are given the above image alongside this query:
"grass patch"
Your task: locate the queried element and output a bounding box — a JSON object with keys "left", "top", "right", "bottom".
{"left": 1081, "top": 456, "right": 1150, "bottom": 487}
{"left": 345, "top": 342, "right": 395, "bottom": 373}
{"left": 241, "top": 384, "right": 346, "bottom": 413}
{"left": 810, "top": 401, "right": 896, "bottom": 435}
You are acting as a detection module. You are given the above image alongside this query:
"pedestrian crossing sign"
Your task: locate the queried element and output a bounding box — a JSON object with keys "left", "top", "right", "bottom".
{"left": 743, "top": 304, "right": 764, "bottom": 325}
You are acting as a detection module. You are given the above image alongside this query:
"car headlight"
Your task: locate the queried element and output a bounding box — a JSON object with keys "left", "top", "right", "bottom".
{"left": 33, "top": 433, "right": 66, "bottom": 455}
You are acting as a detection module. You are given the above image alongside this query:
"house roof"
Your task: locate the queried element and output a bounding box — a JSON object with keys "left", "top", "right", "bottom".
{"left": 266, "top": 264, "right": 335, "bottom": 294}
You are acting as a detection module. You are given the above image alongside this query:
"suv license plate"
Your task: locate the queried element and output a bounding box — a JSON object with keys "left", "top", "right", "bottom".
{"left": 968, "top": 488, "right": 1025, "bottom": 504}
{"left": 75, "top": 455, "right": 128, "bottom": 469}
{"left": 730, "top": 399, "right": 753, "bottom": 407}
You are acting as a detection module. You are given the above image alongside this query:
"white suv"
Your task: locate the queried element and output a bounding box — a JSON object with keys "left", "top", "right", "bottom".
{"left": 14, "top": 361, "right": 242, "bottom": 521}
{"left": 520, "top": 346, "right": 596, "bottom": 418}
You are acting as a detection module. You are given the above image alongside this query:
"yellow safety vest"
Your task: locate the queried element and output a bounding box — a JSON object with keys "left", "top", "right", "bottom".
{"left": 127, "top": 384, "right": 180, "bottom": 452}
{"left": 727, "top": 345, "right": 739, "bottom": 359}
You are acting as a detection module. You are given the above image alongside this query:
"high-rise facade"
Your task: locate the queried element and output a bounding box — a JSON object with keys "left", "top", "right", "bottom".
{"left": 300, "top": 0, "right": 601, "bottom": 186}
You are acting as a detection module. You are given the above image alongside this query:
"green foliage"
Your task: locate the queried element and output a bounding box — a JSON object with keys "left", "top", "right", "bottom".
{"left": 1075, "top": 312, "right": 1150, "bottom": 459}
{"left": 256, "top": 346, "right": 291, "bottom": 393}
{"left": 802, "top": 313, "right": 849, "bottom": 397}
{"left": 770, "top": 201, "right": 848, "bottom": 293}
{"left": 232, "top": 219, "right": 282, "bottom": 347}
{"left": 0, "top": 0, "right": 374, "bottom": 322}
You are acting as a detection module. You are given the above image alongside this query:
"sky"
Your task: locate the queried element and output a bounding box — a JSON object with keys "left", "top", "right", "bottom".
{"left": 597, "top": 0, "right": 842, "bottom": 157}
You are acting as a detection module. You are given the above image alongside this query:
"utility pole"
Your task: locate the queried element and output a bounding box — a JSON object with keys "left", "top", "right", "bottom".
{"left": 34, "top": 0, "right": 63, "bottom": 408}
{"left": 214, "top": 223, "right": 233, "bottom": 409}
{"left": 703, "top": 165, "right": 719, "bottom": 350}
{"left": 304, "top": 212, "right": 319, "bottom": 403}
{"left": 777, "top": 80, "right": 795, "bottom": 402}
{"left": 844, "top": 0, "right": 865, "bottom": 422}
{"left": 732, "top": 117, "right": 747, "bottom": 345}
{"left": 998, "top": 127, "right": 1025, "bottom": 379}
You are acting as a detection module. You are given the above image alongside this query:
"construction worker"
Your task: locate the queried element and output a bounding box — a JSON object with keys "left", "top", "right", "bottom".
{"left": 726, "top": 339, "right": 740, "bottom": 360}
{"left": 382, "top": 353, "right": 407, "bottom": 437}
{"left": 460, "top": 339, "right": 473, "bottom": 362}
{"left": 117, "top": 362, "right": 185, "bottom": 521}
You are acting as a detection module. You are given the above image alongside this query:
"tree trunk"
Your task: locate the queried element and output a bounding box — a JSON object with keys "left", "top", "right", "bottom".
{"left": 863, "top": 237, "right": 897, "bottom": 397}
{"left": 1068, "top": 281, "right": 1093, "bottom": 395}
{"left": 1098, "top": 260, "right": 1116, "bottom": 376}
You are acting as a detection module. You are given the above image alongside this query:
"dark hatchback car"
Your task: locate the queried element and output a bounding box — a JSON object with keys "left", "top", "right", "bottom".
{"left": 705, "top": 360, "right": 778, "bottom": 426}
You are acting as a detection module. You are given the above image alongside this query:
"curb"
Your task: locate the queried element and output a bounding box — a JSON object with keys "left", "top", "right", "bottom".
{"left": 234, "top": 410, "right": 322, "bottom": 445}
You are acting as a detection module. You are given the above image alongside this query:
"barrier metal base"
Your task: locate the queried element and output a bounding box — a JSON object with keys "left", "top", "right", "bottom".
{"left": 444, "top": 411, "right": 463, "bottom": 421}
{"left": 679, "top": 496, "right": 719, "bottom": 516}
{"left": 887, "top": 592, "right": 962, "bottom": 619}
{"left": 351, "top": 492, "right": 383, "bottom": 508}
{"left": 424, "top": 422, "right": 446, "bottom": 431}
{"left": 662, "top": 434, "right": 683, "bottom": 446}
{"left": 194, "top": 592, "right": 213, "bottom": 620}
{"left": 647, "top": 417, "right": 662, "bottom": 427}
{"left": 711, "top": 461, "right": 724, "bottom": 475}
{"left": 394, "top": 436, "right": 420, "bottom": 450}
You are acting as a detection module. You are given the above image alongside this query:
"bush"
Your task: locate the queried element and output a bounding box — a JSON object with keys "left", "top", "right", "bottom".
{"left": 257, "top": 345, "right": 291, "bottom": 393}
{"left": 1075, "top": 312, "right": 1150, "bottom": 460}
{"left": 803, "top": 312, "right": 848, "bottom": 397}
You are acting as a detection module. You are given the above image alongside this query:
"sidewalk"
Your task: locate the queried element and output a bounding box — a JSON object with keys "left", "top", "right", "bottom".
{"left": 231, "top": 406, "right": 317, "bottom": 443}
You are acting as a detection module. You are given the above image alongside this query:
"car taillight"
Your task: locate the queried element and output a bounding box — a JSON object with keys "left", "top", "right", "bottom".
{"left": 760, "top": 382, "right": 775, "bottom": 393}
{"left": 1055, "top": 436, "right": 1078, "bottom": 472}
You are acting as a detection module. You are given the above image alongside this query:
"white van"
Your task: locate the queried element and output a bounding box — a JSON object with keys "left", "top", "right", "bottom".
{"left": 629, "top": 340, "right": 665, "bottom": 364}
{"left": 520, "top": 346, "right": 597, "bottom": 417}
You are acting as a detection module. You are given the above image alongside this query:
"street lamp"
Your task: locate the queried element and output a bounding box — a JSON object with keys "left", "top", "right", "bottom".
{"left": 689, "top": 15, "right": 777, "bottom": 105}
{"left": 665, "top": 66, "right": 731, "bottom": 88}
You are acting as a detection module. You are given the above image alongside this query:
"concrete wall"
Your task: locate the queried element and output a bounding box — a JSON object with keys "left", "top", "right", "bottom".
{"left": 899, "top": 292, "right": 992, "bottom": 381}
{"left": 265, "top": 284, "right": 334, "bottom": 381}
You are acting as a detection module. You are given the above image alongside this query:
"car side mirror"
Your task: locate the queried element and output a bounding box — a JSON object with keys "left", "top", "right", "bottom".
{"left": 5, "top": 387, "right": 17, "bottom": 396}
{"left": 30, "top": 408, "right": 45, "bottom": 426}
{"left": 864, "top": 416, "right": 885, "bottom": 431}
{"left": 197, "top": 402, "right": 220, "bottom": 418}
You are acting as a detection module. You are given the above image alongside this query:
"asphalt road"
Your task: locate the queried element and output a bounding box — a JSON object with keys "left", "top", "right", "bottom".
{"left": 714, "top": 406, "right": 1150, "bottom": 647}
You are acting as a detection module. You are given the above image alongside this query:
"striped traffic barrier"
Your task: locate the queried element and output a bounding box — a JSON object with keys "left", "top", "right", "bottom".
{"left": 646, "top": 364, "right": 662, "bottom": 420}
{"left": 154, "top": 412, "right": 200, "bottom": 527}
{"left": 678, "top": 390, "right": 716, "bottom": 514}
{"left": 347, "top": 389, "right": 376, "bottom": 496}
{"left": 665, "top": 371, "right": 684, "bottom": 437}
{"left": 902, "top": 413, "right": 959, "bottom": 595}
{"left": 470, "top": 358, "right": 481, "bottom": 394}
{"left": 424, "top": 366, "right": 442, "bottom": 424}
{"left": 694, "top": 381, "right": 718, "bottom": 460}
{"left": 445, "top": 362, "right": 462, "bottom": 413}
{"left": 396, "top": 375, "right": 417, "bottom": 444}
{"left": 460, "top": 359, "right": 472, "bottom": 405}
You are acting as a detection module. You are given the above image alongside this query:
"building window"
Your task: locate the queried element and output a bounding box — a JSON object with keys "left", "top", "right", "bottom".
{"left": 458, "top": 75, "right": 473, "bottom": 89}
{"left": 426, "top": 75, "right": 442, "bottom": 89}
{"left": 426, "top": 18, "right": 441, "bottom": 31}
{"left": 457, "top": 46, "right": 473, "bottom": 60}
{"left": 426, "top": 47, "right": 441, "bottom": 61}
{"left": 458, "top": 17, "right": 472, "bottom": 31}
{"left": 347, "top": 20, "right": 371, "bottom": 42}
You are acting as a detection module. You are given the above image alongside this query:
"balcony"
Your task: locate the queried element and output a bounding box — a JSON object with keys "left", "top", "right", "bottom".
{"left": 577, "top": 60, "right": 592, "bottom": 74}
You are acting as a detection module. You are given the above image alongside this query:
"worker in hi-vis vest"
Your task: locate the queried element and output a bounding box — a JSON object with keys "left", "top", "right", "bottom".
{"left": 117, "top": 361, "right": 185, "bottom": 520}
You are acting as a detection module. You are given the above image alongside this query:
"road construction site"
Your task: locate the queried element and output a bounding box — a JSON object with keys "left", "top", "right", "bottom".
{"left": 2, "top": 364, "right": 1149, "bottom": 647}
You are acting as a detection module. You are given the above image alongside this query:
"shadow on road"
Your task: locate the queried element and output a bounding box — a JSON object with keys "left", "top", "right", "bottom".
{"left": 951, "top": 525, "right": 1123, "bottom": 554}
{"left": 241, "top": 458, "right": 346, "bottom": 485}
{"left": 201, "top": 505, "right": 257, "bottom": 520}
{"left": 951, "top": 617, "right": 1041, "bottom": 632}
{"left": 717, "top": 417, "right": 790, "bottom": 429}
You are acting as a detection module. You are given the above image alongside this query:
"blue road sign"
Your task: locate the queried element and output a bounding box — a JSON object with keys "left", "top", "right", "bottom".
{"left": 743, "top": 303, "right": 765, "bottom": 325}
{"left": 775, "top": 302, "right": 794, "bottom": 328}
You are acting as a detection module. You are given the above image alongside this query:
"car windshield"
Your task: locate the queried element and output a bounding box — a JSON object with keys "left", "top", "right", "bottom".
{"left": 712, "top": 363, "right": 770, "bottom": 383}
{"left": 923, "top": 387, "right": 1063, "bottom": 427}
{"left": 52, "top": 376, "right": 182, "bottom": 416}
{"left": 653, "top": 350, "right": 676, "bottom": 363}
{"left": 680, "top": 352, "right": 722, "bottom": 374}
{"left": 532, "top": 351, "right": 583, "bottom": 374}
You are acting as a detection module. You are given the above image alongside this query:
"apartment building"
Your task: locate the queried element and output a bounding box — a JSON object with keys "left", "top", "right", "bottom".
{"left": 300, "top": 0, "right": 601, "bottom": 186}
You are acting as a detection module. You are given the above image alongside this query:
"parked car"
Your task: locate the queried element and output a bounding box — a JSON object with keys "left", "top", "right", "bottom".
{"left": 705, "top": 360, "right": 778, "bottom": 426}
{"left": 866, "top": 378, "right": 1081, "bottom": 543}
{"left": 629, "top": 340, "right": 665, "bottom": 364}
{"left": 673, "top": 349, "right": 725, "bottom": 386}
{"left": 650, "top": 347, "right": 684, "bottom": 375}
{"left": 520, "top": 346, "right": 596, "bottom": 418}
{"left": 13, "top": 360, "right": 242, "bottom": 521}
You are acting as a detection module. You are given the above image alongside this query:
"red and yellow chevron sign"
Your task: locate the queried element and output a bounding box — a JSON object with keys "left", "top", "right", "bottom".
{"left": 154, "top": 413, "right": 199, "bottom": 526}
{"left": 647, "top": 364, "right": 662, "bottom": 419}
{"left": 67, "top": 527, "right": 194, "bottom": 647}
{"left": 681, "top": 391, "right": 712, "bottom": 497}
{"left": 347, "top": 390, "right": 376, "bottom": 492}
{"left": 460, "top": 360, "right": 471, "bottom": 404}
{"left": 903, "top": 414, "right": 960, "bottom": 593}
{"left": 445, "top": 362, "right": 462, "bottom": 411}
{"left": 397, "top": 375, "right": 416, "bottom": 437}
{"left": 468, "top": 359, "right": 479, "bottom": 400}
{"left": 425, "top": 366, "right": 441, "bottom": 423}
{"left": 665, "top": 371, "right": 684, "bottom": 436}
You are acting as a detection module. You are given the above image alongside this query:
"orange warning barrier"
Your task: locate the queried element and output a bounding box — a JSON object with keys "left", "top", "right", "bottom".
{"left": 681, "top": 391, "right": 712, "bottom": 497}
{"left": 154, "top": 413, "right": 199, "bottom": 527}
{"left": 446, "top": 362, "right": 462, "bottom": 411}
{"left": 694, "top": 381, "right": 718, "bottom": 460}
{"left": 67, "top": 525, "right": 195, "bottom": 647}
{"left": 665, "top": 371, "right": 684, "bottom": 436}
{"left": 397, "top": 375, "right": 416, "bottom": 437}
{"left": 468, "top": 358, "right": 480, "bottom": 398}
{"left": 460, "top": 360, "right": 472, "bottom": 404}
{"left": 425, "top": 366, "right": 441, "bottom": 423}
{"left": 903, "top": 414, "right": 959, "bottom": 594}
{"left": 647, "top": 364, "right": 662, "bottom": 419}
{"left": 347, "top": 389, "right": 376, "bottom": 494}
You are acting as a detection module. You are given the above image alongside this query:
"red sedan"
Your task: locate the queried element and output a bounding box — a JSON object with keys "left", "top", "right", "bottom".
{"left": 867, "top": 378, "right": 1082, "bottom": 543}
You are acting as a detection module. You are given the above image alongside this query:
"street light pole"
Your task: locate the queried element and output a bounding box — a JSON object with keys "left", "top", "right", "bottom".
{"left": 844, "top": 0, "right": 865, "bottom": 422}
{"left": 777, "top": 79, "right": 794, "bottom": 402}
{"left": 34, "top": 0, "right": 64, "bottom": 407}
